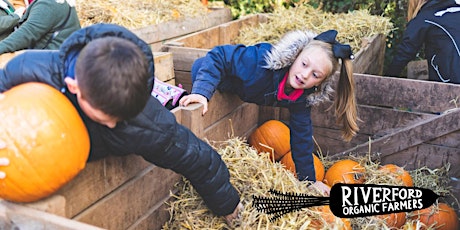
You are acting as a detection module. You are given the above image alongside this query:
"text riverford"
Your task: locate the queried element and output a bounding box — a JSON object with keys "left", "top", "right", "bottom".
{"left": 252, "top": 183, "right": 439, "bottom": 221}
{"left": 340, "top": 186, "right": 423, "bottom": 216}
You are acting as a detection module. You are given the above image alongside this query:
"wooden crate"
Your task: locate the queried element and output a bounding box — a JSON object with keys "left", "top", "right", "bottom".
{"left": 161, "top": 13, "right": 387, "bottom": 92}
{"left": 132, "top": 7, "right": 232, "bottom": 51}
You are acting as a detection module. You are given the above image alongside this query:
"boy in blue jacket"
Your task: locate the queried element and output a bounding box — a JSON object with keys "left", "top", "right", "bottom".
{"left": 180, "top": 30, "right": 359, "bottom": 194}
{"left": 0, "top": 23, "right": 242, "bottom": 225}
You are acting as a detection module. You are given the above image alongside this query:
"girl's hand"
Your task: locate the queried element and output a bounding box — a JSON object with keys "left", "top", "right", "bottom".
{"left": 309, "top": 181, "right": 331, "bottom": 196}
{"left": 223, "top": 202, "right": 243, "bottom": 227}
{"left": 179, "top": 93, "right": 209, "bottom": 116}
{"left": 0, "top": 141, "right": 8, "bottom": 179}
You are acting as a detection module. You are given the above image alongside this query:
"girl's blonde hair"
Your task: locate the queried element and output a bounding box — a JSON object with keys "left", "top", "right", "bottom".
{"left": 307, "top": 41, "right": 359, "bottom": 141}
{"left": 407, "top": 0, "right": 428, "bottom": 21}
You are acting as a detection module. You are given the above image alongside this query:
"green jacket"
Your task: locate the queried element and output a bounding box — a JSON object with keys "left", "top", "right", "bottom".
{"left": 0, "top": 0, "right": 19, "bottom": 40}
{"left": 0, "top": 0, "right": 80, "bottom": 54}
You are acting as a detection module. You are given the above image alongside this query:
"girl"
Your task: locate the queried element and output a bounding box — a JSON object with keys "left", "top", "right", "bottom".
{"left": 386, "top": 0, "right": 460, "bottom": 84}
{"left": 179, "top": 29, "right": 359, "bottom": 194}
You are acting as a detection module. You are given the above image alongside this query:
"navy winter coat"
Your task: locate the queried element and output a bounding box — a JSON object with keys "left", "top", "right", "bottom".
{"left": 0, "top": 23, "right": 240, "bottom": 216}
{"left": 386, "top": 0, "right": 460, "bottom": 84}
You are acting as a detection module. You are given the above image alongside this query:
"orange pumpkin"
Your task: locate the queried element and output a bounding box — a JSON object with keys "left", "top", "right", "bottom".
{"left": 248, "top": 120, "right": 290, "bottom": 161}
{"left": 378, "top": 164, "right": 413, "bottom": 186}
{"left": 311, "top": 205, "right": 352, "bottom": 230}
{"left": 278, "top": 151, "right": 325, "bottom": 181}
{"left": 410, "top": 203, "right": 459, "bottom": 230}
{"left": 324, "top": 159, "right": 365, "bottom": 186}
{"left": 0, "top": 83, "right": 90, "bottom": 202}
{"left": 375, "top": 212, "right": 407, "bottom": 228}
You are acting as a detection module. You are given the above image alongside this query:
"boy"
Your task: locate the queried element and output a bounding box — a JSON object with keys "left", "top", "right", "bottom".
{"left": 0, "top": 23, "right": 242, "bottom": 225}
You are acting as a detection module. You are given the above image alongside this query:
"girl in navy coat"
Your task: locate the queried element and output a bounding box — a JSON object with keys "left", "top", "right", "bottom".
{"left": 180, "top": 29, "right": 359, "bottom": 194}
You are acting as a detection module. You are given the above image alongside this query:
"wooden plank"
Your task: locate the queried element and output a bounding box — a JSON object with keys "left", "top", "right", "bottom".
{"left": 407, "top": 59, "right": 428, "bottom": 80}
{"left": 126, "top": 193, "right": 176, "bottom": 230}
{"left": 180, "top": 103, "right": 205, "bottom": 138}
{"left": 72, "top": 166, "right": 180, "bottom": 230}
{"left": 24, "top": 195, "right": 66, "bottom": 217}
{"left": 354, "top": 73, "right": 460, "bottom": 113}
{"left": 203, "top": 92, "right": 245, "bottom": 129}
{"left": 380, "top": 143, "right": 460, "bottom": 177}
{"left": 164, "top": 46, "right": 209, "bottom": 71}
{"left": 56, "top": 155, "right": 151, "bottom": 218}
{"left": 132, "top": 8, "right": 232, "bottom": 48}
{"left": 312, "top": 127, "right": 371, "bottom": 154}
{"left": 153, "top": 52, "right": 174, "bottom": 82}
{"left": 203, "top": 103, "right": 259, "bottom": 142}
{"left": 333, "top": 108, "right": 460, "bottom": 159}
{"left": 0, "top": 200, "right": 104, "bottom": 230}
{"left": 353, "top": 34, "right": 386, "bottom": 75}
{"left": 174, "top": 70, "right": 192, "bottom": 92}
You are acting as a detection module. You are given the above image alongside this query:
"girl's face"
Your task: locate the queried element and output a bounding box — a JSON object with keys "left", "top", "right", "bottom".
{"left": 288, "top": 46, "right": 333, "bottom": 89}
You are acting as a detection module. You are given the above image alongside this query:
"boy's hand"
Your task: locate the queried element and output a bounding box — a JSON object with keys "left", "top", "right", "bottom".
{"left": 179, "top": 93, "right": 208, "bottom": 115}
{"left": 0, "top": 141, "right": 8, "bottom": 179}
{"left": 223, "top": 202, "right": 243, "bottom": 228}
{"left": 309, "top": 181, "right": 331, "bottom": 196}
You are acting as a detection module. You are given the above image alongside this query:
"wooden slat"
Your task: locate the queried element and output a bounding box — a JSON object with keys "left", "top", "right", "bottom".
{"left": 352, "top": 34, "right": 386, "bottom": 75}
{"left": 163, "top": 46, "right": 209, "bottom": 71}
{"left": 174, "top": 70, "right": 192, "bottom": 92}
{"left": 72, "top": 166, "right": 180, "bottom": 230}
{"left": 132, "top": 8, "right": 232, "bottom": 47}
{"left": 203, "top": 103, "right": 259, "bottom": 142}
{"left": 380, "top": 143, "right": 460, "bottom": 177}
{"left": 0, "top": 200, "right": 104, "bottom": 230}
{"left": 354, "top": 73, "right": 460, "bottom": 113}
{"left": 153, "top": 52, "right": 174, "bottom": 82}
{"left": 333, "top": 108, "right": 460, "bottom": 159}
{"left": 202, "top": 92, "right": 245, "bottom": 129}
{"left": 55, "top": 155, "right": 150, "bottom": 218}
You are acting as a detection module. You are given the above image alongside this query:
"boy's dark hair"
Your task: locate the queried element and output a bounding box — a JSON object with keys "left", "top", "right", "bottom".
{"left": 75, "top": 37, "right": 150, "bottom": 120}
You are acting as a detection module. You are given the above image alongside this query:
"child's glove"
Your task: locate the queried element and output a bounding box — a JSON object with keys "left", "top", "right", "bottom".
{"left": 151, "top": 78, "right": 188, "bottom": 110}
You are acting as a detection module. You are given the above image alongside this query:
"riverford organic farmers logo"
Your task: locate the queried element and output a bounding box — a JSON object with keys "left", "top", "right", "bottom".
{"left": 252, "top": 183, "right": 439, "bottom": 221}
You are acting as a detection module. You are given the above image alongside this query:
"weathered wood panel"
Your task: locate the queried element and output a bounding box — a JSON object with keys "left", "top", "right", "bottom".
{"left": 0, "top": 200, "right": 104, "bottom": 230}
{"left": 132, "top": 8, "right": 232, "bottom": 51}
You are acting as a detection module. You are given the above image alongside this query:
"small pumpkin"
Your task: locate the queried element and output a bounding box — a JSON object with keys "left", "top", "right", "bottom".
{"left": 378, "top": 164, "right": 413, "bottom": 186}
{"left": 0, "top": 83, "right": 90, "bottom": 203}
{"left": 278, "top": 151, "right": 325, "bottom": 181}
{"left": 248, "top": 120, "right": 290, "bottom": 161}
{"left": 324, "top": 159, "right": 365, "bottom": 186}
{"left": 410, "top": 202, "right": 459, "bottom": 230}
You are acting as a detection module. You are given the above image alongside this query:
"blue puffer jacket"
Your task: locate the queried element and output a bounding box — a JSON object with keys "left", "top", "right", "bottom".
{"left": 0, "top": 23, "right": 240, "bottom": 216}
{"left": 191, "top": 30, "right": 334, "bottom": 182}
{"left": 386, "top": 0, "right": 460, "bottom": 84}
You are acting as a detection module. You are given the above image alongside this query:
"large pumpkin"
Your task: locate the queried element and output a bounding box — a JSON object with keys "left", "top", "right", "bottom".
{"left": 410, "top": 202, "right": 459, "bottom": 230}
{"left": 0, "top": 83, "right": 90, "bottom": 202}
{"left": 248, "top": 120, "right": 290, "bottom": 161}
{"left": 278, "top": 151, "right": 325, "bottom": 181}
{"left": 324, "top": 159, "right": 366, "bottom": 186}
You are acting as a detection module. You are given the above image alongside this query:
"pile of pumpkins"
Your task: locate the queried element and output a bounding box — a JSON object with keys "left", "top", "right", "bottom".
{"left": 248, "top": 120, "right": 459, "bottom": 230}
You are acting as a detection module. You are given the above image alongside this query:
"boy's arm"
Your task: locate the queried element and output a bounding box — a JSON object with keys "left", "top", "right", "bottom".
{"left": 0, "top": 50, "right": 62, "bottom": 93}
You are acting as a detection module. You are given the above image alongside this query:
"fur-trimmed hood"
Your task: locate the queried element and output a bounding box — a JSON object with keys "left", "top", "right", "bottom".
{"left": 264, "top": 30, "right": 335, "bottom": 106}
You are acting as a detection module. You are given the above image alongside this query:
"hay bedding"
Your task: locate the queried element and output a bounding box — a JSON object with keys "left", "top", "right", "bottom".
{"left": 162, "top": 137, "right": 454, "bottom": 230}
{"left": 233, "top": 4, "right": 394, "bottom": 53}
{"left": 76, "top": 0, "right": 209, "bottom": 29}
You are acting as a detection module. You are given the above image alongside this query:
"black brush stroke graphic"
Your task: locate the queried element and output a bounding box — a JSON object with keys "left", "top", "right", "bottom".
{"left": 253, "top": 183, "right": 439, "bottom": 221}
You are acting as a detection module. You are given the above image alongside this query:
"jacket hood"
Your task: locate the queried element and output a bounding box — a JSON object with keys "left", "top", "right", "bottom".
{"left": 264, "top": 30, "right": 334, "bottom": 106}
{"left": 59, "top": 23, "right": 155, "bottom": 91}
